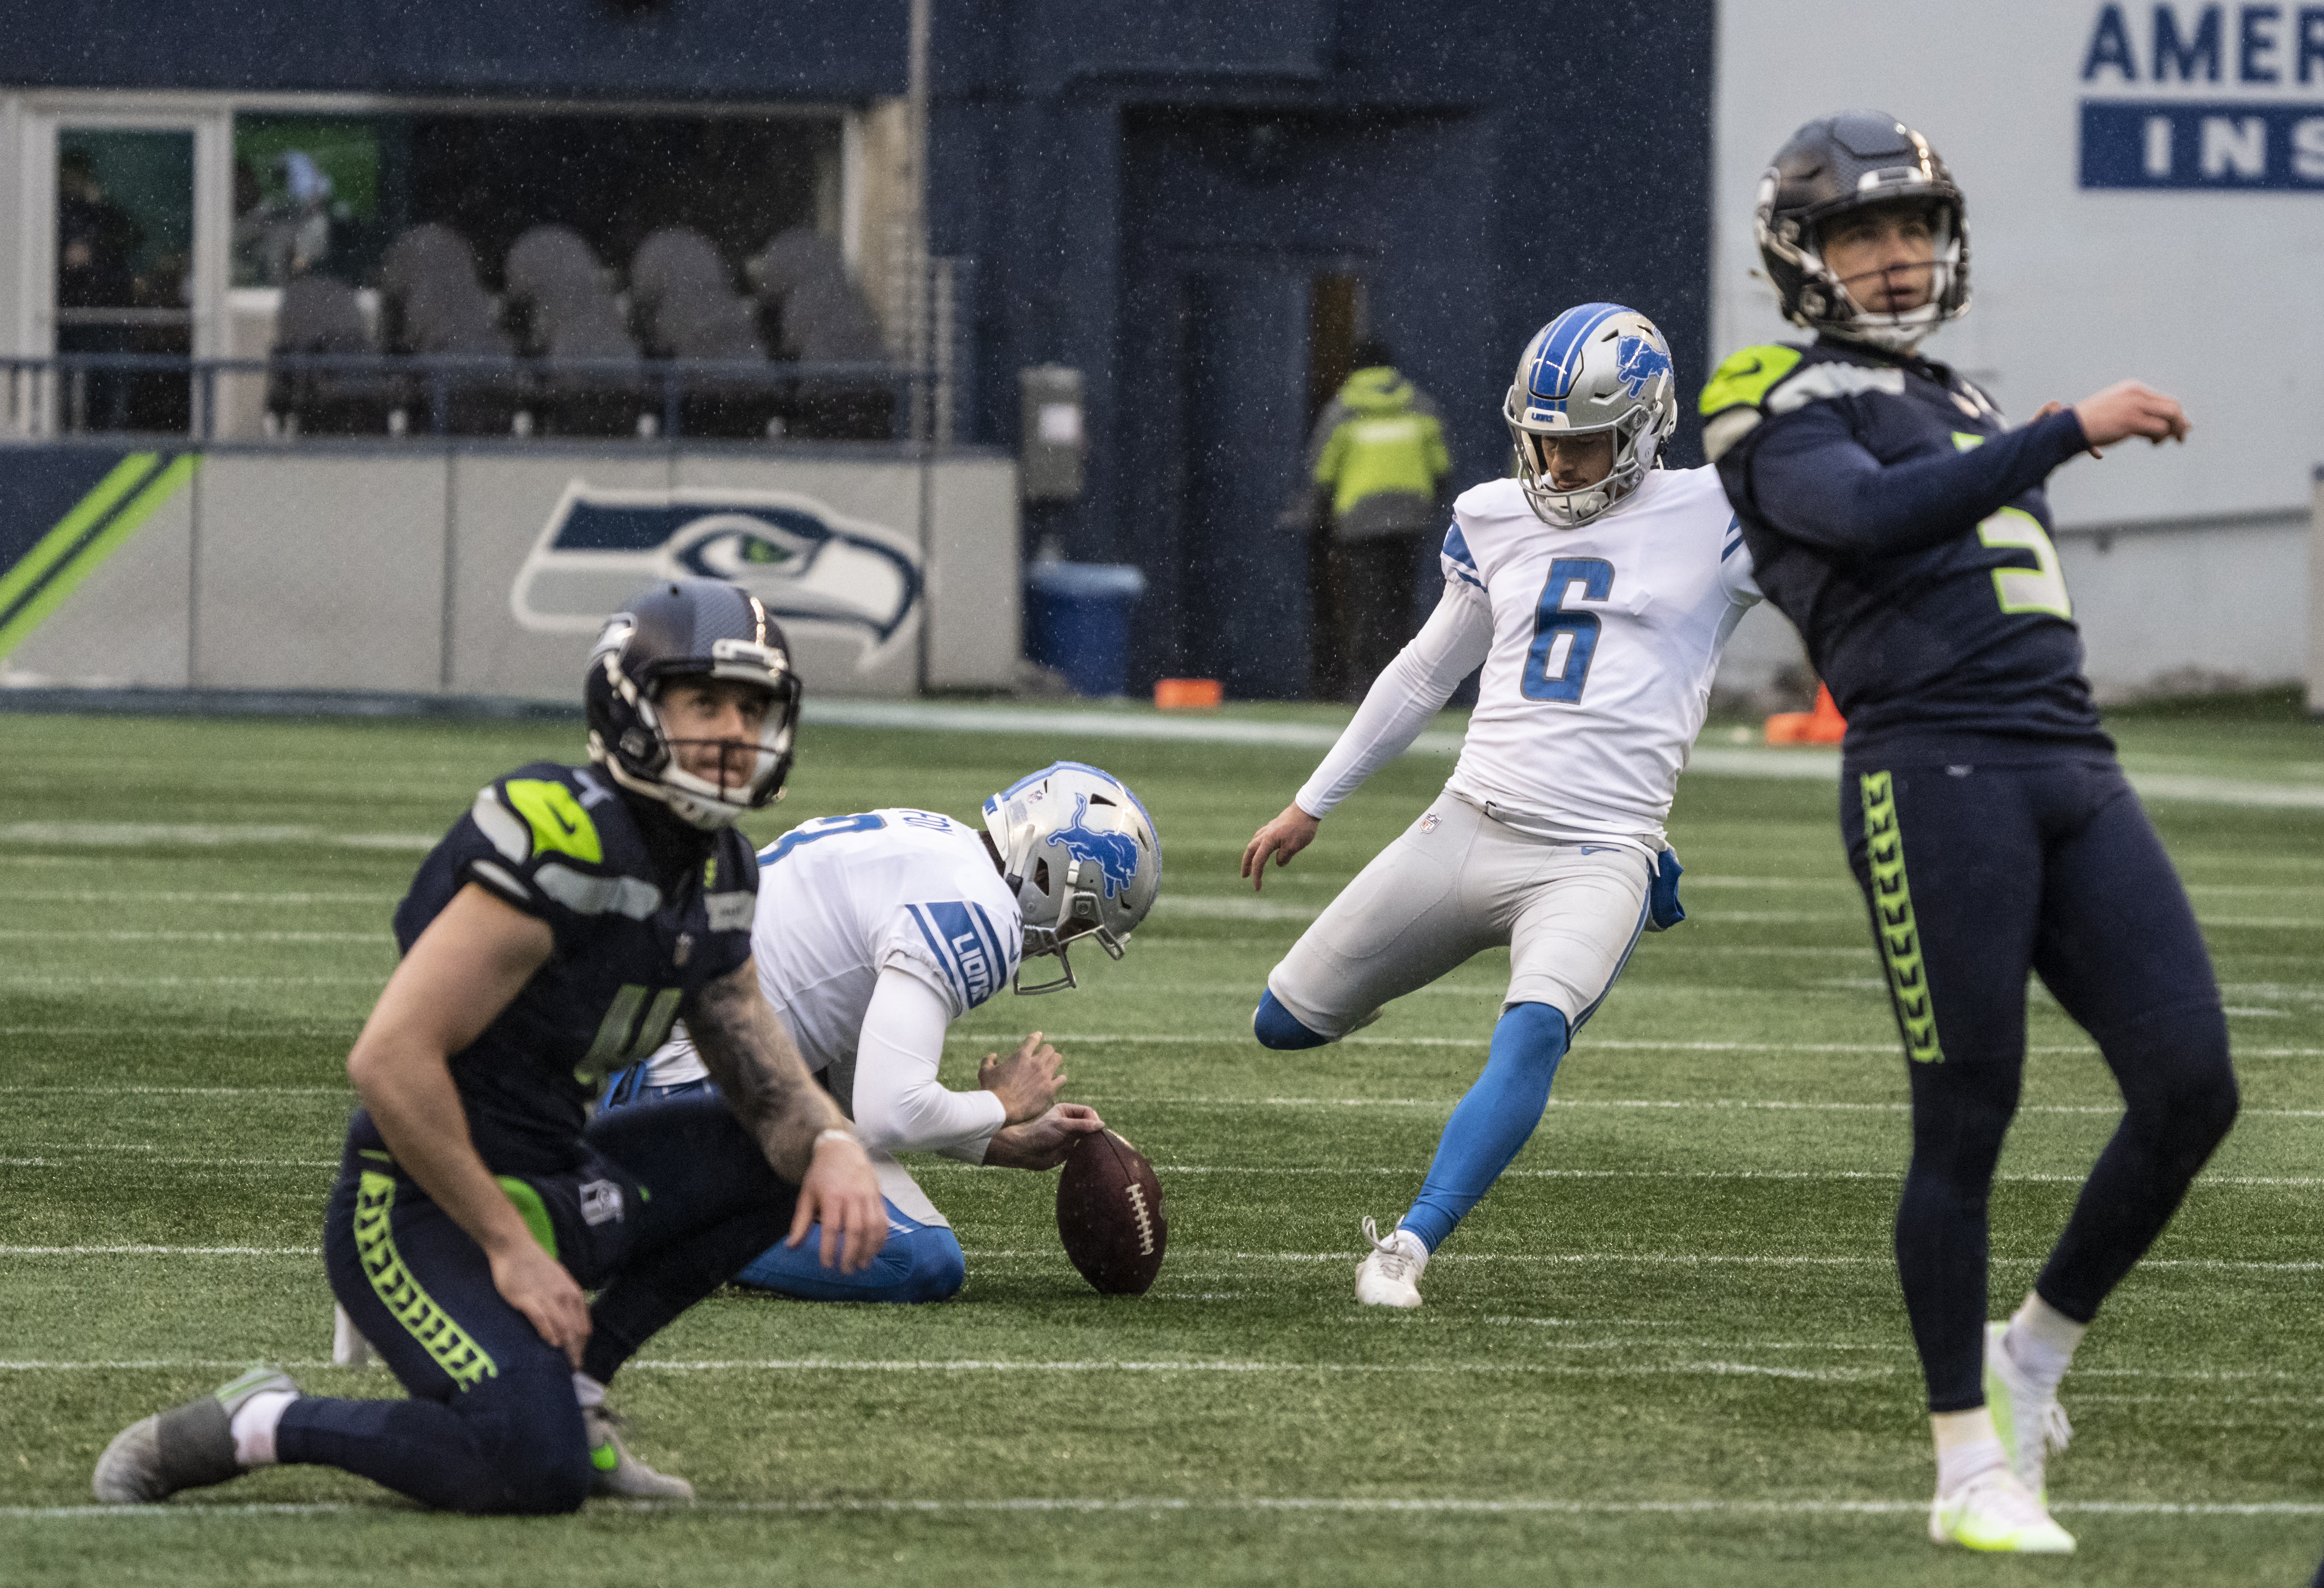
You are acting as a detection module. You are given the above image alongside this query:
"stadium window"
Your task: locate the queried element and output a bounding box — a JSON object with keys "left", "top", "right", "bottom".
{"left": 56, "top": 126, "right": 195, "bottom": 433}
{"left": 230, "top": 109, "right": 843, "bottom": 297}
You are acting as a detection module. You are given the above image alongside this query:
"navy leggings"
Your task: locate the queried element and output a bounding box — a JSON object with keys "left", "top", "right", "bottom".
{"left": 1840, "top": 754, "right": 2238, "bottom": 1413}
{"left": 278, "top": 1097, "right": 793, "bottom": 1513}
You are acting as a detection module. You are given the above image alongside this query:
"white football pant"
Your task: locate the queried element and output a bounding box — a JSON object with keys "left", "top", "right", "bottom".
{"left": 1266, "top": 793, "right": 1652, "bottom": 1039}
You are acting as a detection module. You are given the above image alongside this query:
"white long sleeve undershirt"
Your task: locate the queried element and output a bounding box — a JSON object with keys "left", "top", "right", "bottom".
{"left": 848, "top": 965, "right": 1007, "bottom": 1163}
{"left": 1294, "top": 584, "right": 1493, "bottom": 819}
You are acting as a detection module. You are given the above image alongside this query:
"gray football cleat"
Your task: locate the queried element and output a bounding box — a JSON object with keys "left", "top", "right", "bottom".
{"left": 93, "top": 1365, "right": 299, "bottom": 1503}
{"left": 585, "top": 1403, "right": 695, "bottom": 1500}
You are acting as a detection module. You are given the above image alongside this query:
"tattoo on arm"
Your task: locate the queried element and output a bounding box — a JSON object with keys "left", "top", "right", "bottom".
{"left": 686, "top": 965, "right": 848, "bottom": 1180}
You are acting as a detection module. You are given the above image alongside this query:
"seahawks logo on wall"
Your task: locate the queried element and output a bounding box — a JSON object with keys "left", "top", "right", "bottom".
{"left": 511, "top": 483, "right": 921, "bottom": 671}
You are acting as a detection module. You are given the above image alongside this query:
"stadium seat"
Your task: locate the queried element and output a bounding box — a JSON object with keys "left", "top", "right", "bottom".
{"left": 628, "top": 226, "right": 777, "bottom": 438}
{"left": 379, "top": 223, "right": 522, "bottom": 435}
{"left": 267, "top": 274, "right": 403, "bottom": 436}
{"left": 750, "top": 226, "right": 894, "bottom": 441}
{"left": 504, "top": 225, "right": 645, "bottom": 436}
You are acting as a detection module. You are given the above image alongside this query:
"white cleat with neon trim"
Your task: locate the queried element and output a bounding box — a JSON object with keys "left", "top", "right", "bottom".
{"left": 1354, "top": 1216, "right": 1428, "bottom": 1309}
{"left": 1929, "top": 1466, "right": 2076, "bottom": 1554}
{"left": 1985, "top": 1321, "right": 2072, "bottom": 1503}
{"left": 585, "top": 1403, "right": 695, "bottom": 1500}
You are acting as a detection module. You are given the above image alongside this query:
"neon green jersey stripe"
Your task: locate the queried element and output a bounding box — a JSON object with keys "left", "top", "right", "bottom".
{"left": 0, "top": 452, "right": 161, "bottom": 618}
{"left": 0, "top": 453, "right": 196, "bottom": 659}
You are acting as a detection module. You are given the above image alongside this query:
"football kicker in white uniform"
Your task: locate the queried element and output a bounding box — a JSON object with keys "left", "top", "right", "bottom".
{"left": 603, "top": 762, "right": 1161, "bottom": 1303}
{"left": 1241, "top": 303, "right": 1761, "bottom": 1309}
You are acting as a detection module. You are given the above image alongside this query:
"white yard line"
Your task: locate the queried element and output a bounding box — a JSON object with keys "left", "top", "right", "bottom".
{"left": 6, "top": 1080, "right": 2324, "bottom": 1118}
{"left": 6, "top": 890, "right": 396, "bottom": 904}
{"left": 0, "top": 1245, "right": 319, "bottom": 1256}
{"left": 0, "top": 822, "right": 437, "bottom": 850}
{"left": 6, "top": 1244, "right": 2315, "bottom": 1270}
{"left": 0, "top": 976, "right": 383, "bottom": 987}
{"left": 3, "top": 1494, "right": 2319, "bottom": 1520}
{"left": 0, "top": 930, "right": 383, "bottom": 943}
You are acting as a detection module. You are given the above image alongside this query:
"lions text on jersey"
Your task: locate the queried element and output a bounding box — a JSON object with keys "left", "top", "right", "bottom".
{"left": 643, "top": 808, "right": 1021, "bottom": 1100}
{"left": 1297, "top": 466, "right": 1761, "bottom": 851}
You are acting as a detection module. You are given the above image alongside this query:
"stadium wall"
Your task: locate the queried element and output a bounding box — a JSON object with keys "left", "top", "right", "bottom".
{"left": 0, "top": 444, "right": 1019, "bottom": 702}
{"left": 1709, "top": 0, "right": 2319, "bottom": 700}
{"left": 2, "top": 0, "right": 1724, "bottom": 704}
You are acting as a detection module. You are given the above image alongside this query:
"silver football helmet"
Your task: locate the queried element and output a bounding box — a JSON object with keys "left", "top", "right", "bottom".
{"left": 981, "top": 761, "right": 1161, "bottom": 994}
{"left": 1503, "top": 304, "right": 1678, "bottom": 528}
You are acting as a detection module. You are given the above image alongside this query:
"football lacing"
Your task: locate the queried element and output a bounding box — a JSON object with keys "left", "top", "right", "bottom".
{"left": 1126, "top": 1183, "right": 1155, "bottom": 1256}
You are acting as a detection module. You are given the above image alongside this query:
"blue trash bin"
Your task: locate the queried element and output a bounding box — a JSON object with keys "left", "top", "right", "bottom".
{"left": 1023, "top": 560, "right": 1148, "bottom": 698}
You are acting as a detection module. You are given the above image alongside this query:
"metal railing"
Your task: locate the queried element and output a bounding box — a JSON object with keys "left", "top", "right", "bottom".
{"left": 0, "top": 351, "right": 943, "bottom": 445}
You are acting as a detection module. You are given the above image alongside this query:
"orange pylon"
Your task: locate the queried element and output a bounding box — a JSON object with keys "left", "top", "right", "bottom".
{"left": 1765, "top": 682, "right": 1847, "bottom": 746}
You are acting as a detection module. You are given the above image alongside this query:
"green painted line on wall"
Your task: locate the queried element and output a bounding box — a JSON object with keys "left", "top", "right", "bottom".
{"left": 0, "top": 454, "right": 196, "bottom": 659}
{"left": 0, "top": 453, "right": 162, "bottom": 621}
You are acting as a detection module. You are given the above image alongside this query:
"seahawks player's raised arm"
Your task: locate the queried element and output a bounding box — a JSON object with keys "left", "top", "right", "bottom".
{"left": 684, "top": 960, "right": 850, "bottom": 1179}
{"left": 1295, "top": 556, "right": 1493, "bottom": 820}
{"left": 1720, "top": 394, "right": 2090, "bottom": 561}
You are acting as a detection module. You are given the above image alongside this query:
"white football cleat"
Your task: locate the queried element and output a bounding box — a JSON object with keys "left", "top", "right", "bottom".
{"left": 1354, "top": 1216, "right": 1428, "bottom": 1309}
{"left": 586, "top": 1404, "right": 695, "bottom": 1500}
{"left": 1929, "top": 1466, "right": 2075, "bottom": 1554}
{"left": 1985, "top": 1321, "right": 2071, "bottom": 1502}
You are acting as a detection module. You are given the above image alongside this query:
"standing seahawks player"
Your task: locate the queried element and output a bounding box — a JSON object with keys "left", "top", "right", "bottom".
{"left": 94, "top": 579, "right": 887, "bottom": 1514}
{"left": 605, "top": 761, "right": 1161, "bottom": 1302}
{"left": 1241, "top": 304, "right": 1759, "bottom": 1306}
{"left": 1702, "top": 111, "right": 2235, "bottom": 1555}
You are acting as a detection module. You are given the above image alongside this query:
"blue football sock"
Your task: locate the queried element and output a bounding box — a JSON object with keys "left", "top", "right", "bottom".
{"left": 1253, "top": 989, "right": 1331, "bottom": 1050}
{"left": 1399, "top": 1001, "right": 1570, "bottom": 1252}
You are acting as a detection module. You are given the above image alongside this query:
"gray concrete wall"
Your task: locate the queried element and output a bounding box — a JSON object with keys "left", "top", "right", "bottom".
{"left": 4, "top": 443, "right": 1019, "bottom": 702}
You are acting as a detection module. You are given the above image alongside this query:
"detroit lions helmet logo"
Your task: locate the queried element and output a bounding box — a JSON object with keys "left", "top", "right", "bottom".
{"left": 1043, "top": 794, "right": 1143, "bottom": 900}
{"left": 1615, "top": 335, "right": 1673, "bottom": 400}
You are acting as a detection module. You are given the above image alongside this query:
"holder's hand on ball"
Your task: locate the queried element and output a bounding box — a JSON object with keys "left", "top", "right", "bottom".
{"left": 984, "top": 1102, "right": 1105, "bottom": 1169}
{"left": 1242, "top": 803, "right": 1320, "bottom": 893}
{"left": 980, "top": 1032, "right": 1065, "bottom": 1124}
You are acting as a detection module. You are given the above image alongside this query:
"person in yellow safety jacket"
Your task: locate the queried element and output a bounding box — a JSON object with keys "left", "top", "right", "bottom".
{"left": 1298, "top": 339, "right": 1453, "bottom": 700}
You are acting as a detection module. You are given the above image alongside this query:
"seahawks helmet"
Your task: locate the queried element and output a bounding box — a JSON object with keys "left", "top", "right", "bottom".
{"left": 1755, "top": 111, "right": 1970, "bottom": 353}
{"left": 1503, "top": 304, "right": 1678, "bottom": 528}
{"left": 585, "top": 578, "right": 803, "bottom": 831}
{"left": 982, "top": 761, "right": 1161, "bottom": 994}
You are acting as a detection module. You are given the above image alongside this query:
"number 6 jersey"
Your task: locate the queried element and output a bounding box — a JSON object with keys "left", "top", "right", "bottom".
{"left": 1296, "top": 466, "right": 1758, "bottom": 852}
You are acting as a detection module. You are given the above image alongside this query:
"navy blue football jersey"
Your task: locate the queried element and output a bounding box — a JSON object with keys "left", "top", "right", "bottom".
{"left": 1702, "top": 337, "right": 2111, "bottom": 759}
{"left": 354, "top": 762, "right": 759, "bottom": 1174}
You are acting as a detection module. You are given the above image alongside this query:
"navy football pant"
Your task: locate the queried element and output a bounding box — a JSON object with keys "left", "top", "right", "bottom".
{"left": 278, "top": 1097, "right": 794, "bottom": 1513}
{"left": 1841, "top": 755, "right": 2237, "bottom": 1413}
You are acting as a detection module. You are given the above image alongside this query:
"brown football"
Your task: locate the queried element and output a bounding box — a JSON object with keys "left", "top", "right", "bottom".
{"left": 1056, "top": 1127, "right": 1167, "bottom": 1295}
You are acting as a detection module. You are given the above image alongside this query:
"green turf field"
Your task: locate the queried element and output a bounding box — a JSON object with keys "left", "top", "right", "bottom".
{"left": 3, "top": 702, "right": 2320, "bottom": 1586}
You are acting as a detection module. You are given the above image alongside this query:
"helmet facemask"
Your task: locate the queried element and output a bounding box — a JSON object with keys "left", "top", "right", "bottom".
{"left": 1506, "top": 398, "right": 1660, "bottom": 529}
{"left": 590, "top": 628, "right": 802, "bottom": 831}
{"left": 1790, "top": 200, "right": 1961, "bottom": 353}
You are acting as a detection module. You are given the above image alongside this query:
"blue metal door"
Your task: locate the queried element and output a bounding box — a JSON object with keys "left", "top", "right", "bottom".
{"left": 1175, "top": 266, "right": 1312, "bottom": 700}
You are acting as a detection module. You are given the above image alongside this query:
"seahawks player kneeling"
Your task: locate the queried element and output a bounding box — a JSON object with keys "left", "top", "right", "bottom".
{"left": 1241, "top": 305, "right": 1761, "bottom": 1308}
{"left": 94, "top": 580, "right": 888, "bottom": 1513}
{"left": 602, "top": 761, "right": 1161, "bottom": 1302}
